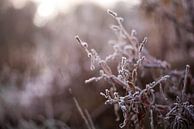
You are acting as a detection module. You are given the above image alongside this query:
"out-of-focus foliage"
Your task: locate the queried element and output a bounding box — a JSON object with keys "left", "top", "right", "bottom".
{"left": 141, "top": 0, "right": 194, "bottom": 67}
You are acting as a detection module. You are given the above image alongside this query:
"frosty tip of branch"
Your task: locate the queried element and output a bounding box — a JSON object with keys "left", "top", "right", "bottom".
{"left": 75, "top": 35, "right": 81, "bottom": 44}
{"left": 107, "top": 9, "right": 117, "bottom": 17}
{"left": 131, "top": 29, "right": 137, "bottom": 36}
{"left": 75, "top": 35, "right": 88, "bottom": 48}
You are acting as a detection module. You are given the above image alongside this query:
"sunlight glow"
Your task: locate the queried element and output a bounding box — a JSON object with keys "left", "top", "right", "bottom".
{"left": 37, "top": 1, "right": 57, "bottom": 18}
{"left": 33, "top": 0, "right": 75, "bottom": 26}
{"left": 94, "top": 0, "right": 141, "bottom": 8}
{"left": 32, "top": 0, "right": 141, "bottom": 27}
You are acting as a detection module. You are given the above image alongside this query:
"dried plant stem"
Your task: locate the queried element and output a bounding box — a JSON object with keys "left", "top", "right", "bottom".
{"left": 182, "top": 65, "right": 190, "bottom": 95}
{"left": 150, "top": 109, "right": 154, "bottom": 129}
{"left": 149, "top": 75, "right": 170, "bottom": 89}
{"left": 73, "top": 97, "right": 92, "bottom": 129}
{"left": 84, "top": 109, "right": 96, "bottom": 129}
{"left": 159, "top": 83, "right": 168, "bottom": 101}
{"left": 74, "top": 98, "right": 96, "bottom": 129}
{"left": 107, "top": 9, "right": 137, "bottom": 49}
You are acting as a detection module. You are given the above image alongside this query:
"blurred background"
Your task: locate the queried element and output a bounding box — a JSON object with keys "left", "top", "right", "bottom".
{"left": 0, "top": 0, "right": 194, "bottom": 129}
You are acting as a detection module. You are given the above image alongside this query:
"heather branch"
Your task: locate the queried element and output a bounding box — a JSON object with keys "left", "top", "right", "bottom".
{"left": 75, "top": 9, "right": 194, "bottom": 129}
{"left": 107, "top": 9, "right": 137, "bottom": 50}
{"left": 149, "top": 75, "right": 170, "bottom": 89}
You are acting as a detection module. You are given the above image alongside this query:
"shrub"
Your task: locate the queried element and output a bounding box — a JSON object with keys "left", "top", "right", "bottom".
{"left": 75, "top": 10, "right": 194, "bottom": 129}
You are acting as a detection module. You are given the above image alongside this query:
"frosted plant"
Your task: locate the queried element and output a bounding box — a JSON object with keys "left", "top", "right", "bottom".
{"left": 165, "top": 65, "right": 194, "bottom": 129}
{"left": 75, "top": 10, "right": 194, "bottom": 129}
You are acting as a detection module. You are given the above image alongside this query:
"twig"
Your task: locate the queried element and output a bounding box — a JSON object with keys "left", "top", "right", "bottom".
{"left": 182, "top": 65, "right": 190, "bottom": 96}
{"left": 150, "top": 109, "right": 154, "bottom": 129}
{"left": 73, "top": 97, "right": 92, "bottom": 129}
{"left": 70, "top": 88, "right": 94, "bottom": 129}
{"left": 84, "top": 109, "right": 96, "bottom": 129}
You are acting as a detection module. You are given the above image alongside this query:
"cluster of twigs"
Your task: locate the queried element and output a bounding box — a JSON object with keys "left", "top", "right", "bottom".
{"left": 75, "top": 10, "right": 194, "bottom": 129}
